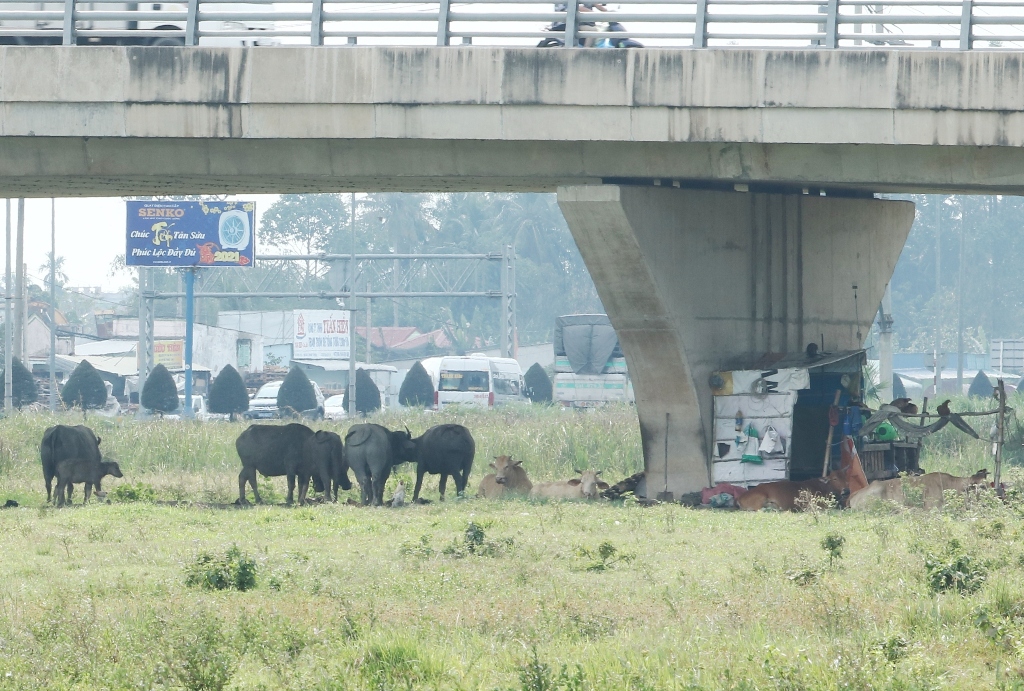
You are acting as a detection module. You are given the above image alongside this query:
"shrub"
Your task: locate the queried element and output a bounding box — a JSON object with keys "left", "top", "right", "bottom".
{"left": 925, "top": 541, "right": 987, "bottom": 594}
{"left": 524, "top": 363, "right": 553, "bottom": 403}
{"left": 277, "top": 367, "right": 317, "bottom": 416}
{"left": 821, "top": 532, "right": 845, "bottom": 566}
{"left": 208, "top": 364, "right": 249, "bottom": 420}
{"left": 968, "top": 370, "right": 994, "bottom": 398}
{"left": 184, "top": 545, "right": 258, "bottom": 591}
{"left": 5, "top": 357, "right": 38, "bottom": 408}
{"left": 110, "top": 482, "right": 157, "bottom": 503}
{"left": 141, "top": 364, "right": 180, "bottom": 414}
{"left": 399, "top": 361, "right": 434, "bottom": 407}
{"left": 60, "top": 359, "right": 108, "bottom": 410}
{"left": 343, "top": 368, "right": 381, "bottom": 416}
{"left": 166, "top": 609, "right": 239, "bottom": 691}
{"left": 575, "top": 541, "right": 635, "bottom": 572}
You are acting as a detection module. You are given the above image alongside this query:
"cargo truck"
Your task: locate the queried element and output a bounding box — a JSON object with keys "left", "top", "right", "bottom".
{"left": 552, "top": 314, "right": 634, "bottom": 408}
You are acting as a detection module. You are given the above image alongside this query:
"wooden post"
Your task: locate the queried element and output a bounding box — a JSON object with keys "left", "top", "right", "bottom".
{"left": 995, "top": 379, "right": 1006, "bottom": 495}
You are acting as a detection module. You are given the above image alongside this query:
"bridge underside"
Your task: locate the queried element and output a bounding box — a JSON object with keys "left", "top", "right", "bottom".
{"left": 6, "top": 137, "right": 1024, "bottom": 197}
{"left": 558, "top": 186, "right": 914, "bottom": 496}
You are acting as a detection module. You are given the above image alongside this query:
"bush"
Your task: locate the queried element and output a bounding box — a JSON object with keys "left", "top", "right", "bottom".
{"left": 141, "top": 364, "right": 180, "bottom": 414}
{"left": 968, "top": 370, "right": 994, "bottom": 399}
{"left": 399, "top": 361, "right": 434, "bottom": 407}
{"left": 6, "top": 356, "right": 37, "bottom": 408}
{"left": 925, "top": 541, "right": 987, "bottom": 594}
{"left": 277, "top": 367, "right": 317, "bottom": 416}
{"left": 60, "top": 359, "right": 108, "bottom": 410}
{"left": 343, "top": 368, "right": 381, "bottom": 416}
{"left": 524, "top": 363, "right": 553, "bottom": 403}
{"left": 184, "top": 545, "right": 258, "bottom": 591}
{"left": 110, "top": 482, "right": 157, "bottom": 503}
{"left": 208, "top": 365, "right": 249, "bottom": 420}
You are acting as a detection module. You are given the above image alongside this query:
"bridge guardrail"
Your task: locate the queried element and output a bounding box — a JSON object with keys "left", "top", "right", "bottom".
{"left": 1, "top": 0, "right": 1022, "bottom": 48}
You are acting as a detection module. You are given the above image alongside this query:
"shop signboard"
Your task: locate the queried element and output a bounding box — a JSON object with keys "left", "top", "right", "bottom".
{"left": 293, "top": 310, "right": 351, "bottom": 360}
{"left": 153, "top": 340, "right": 184, "bottom": 369}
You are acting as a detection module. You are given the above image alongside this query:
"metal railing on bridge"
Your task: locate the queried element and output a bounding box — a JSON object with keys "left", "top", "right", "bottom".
{"left": 1, "top": 0, "right": 1023, "bottom": 49}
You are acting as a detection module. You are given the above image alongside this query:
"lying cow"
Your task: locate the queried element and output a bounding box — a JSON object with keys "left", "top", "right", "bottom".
{"left": 530, "top": 469, "right": 609, "bottom": 501}
{"left": 849, "top": 469, "right": 989, "bottom": 510}
{"left": 737, "top": 468, "right": 850, "bottom": 512}
{"left": 54, "top": 458, "right": 123, "bottom": 506}
{"left": 478, "top": 455, "right": 533, "bottom": 499}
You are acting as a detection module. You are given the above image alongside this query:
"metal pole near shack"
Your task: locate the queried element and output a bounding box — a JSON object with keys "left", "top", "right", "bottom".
{"left": 183, "top": 267, "right": 195, "bottom": 419}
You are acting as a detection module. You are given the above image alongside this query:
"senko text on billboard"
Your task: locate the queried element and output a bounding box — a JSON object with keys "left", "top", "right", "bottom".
{"left": 126, "top": 200, "right": 256, "bottom": 267}
{"left": 293, "top": 310, "right": 351, "bottom": 360}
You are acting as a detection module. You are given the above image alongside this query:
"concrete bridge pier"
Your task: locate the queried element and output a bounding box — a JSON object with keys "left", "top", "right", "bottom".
{"left": 556, "top": 185, "right": 915, "bottom": 497}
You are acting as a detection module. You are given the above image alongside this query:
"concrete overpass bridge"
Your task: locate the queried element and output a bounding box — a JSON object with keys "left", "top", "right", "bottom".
{"left": 2, "top": 45, "right": 1023, "bottom": 494}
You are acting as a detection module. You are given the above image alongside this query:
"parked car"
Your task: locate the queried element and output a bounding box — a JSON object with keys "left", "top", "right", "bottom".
{"left": 162, "top": 394, "right": 212, "bottom": 421}
{"left": 245, "top": 380, "right": 326, "bottom": 420}
{"left": 323, "top": 394, "right": 347, "bottom": 420}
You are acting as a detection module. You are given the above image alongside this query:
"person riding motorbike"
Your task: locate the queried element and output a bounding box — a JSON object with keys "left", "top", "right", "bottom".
{"left": 538, "top": 2, "right": 643, "bottom": 47}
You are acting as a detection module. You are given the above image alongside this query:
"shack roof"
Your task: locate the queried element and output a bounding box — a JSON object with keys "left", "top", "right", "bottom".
{"left": 718, "top": 350, "right": 865, "bottom": 373}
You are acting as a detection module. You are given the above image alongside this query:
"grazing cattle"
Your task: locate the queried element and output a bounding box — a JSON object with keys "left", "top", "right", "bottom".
{"left": 530, "top": 469, "right": 609, "bottom": 501}
{"left": 41, "top": 425, "right": 103, "bottom": 504}
{"left": 54, "top": 458, "right": 123, "bottom": 506}
{"left": 849, "top": 469, "right": 989, "bottom": 510}
{"left": 346, "top": 424, "right": 417, "bottom": 506}
{"left": 410, "top": 424, "right": 476, "bottom": 503}
{"left": 236, "top": 424, "right": 351, "bottom": 505}
{"left": 478, "top": 455, "right": 533, "bottom": 499}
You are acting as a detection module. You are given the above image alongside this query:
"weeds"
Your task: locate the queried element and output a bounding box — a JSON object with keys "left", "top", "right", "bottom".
{"left": 110, "top": 481, "right": 157, "bottom": 503}
{"left": 925, "top": 540, "right": 987, "bottom": 595}
{"left": 442, "top": 521, "right": 515, "bottom": 558}
{"left": 821, "top": 532, "right": 845, "bottom": 567}
{"left": 183, "top": 545, "right": 258, "bottom": 591}
{"left": 574, "top": 541, "right": 635, "bottom": 572}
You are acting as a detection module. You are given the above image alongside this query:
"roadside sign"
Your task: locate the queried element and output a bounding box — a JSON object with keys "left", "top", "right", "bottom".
{"left": 126, "top": 200, "right": 256, "bottom": 267}
{"left": 293, "top": 310, "right": 351, "bottom": 360}
{"left": 153, "top": 340, "right": 184, "bottom": 369}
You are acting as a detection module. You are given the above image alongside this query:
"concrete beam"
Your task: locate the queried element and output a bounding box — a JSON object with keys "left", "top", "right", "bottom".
{"left": 557, "top": 185, "right": 914, "bottom": 496}
{"left": 4, "top": 47, "right": 1024, "bottom": 195}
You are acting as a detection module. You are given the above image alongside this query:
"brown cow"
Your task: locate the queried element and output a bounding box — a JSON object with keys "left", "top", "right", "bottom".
{"left": 478, "top": 455, "right": 533, "bottom": 499}
{"left": 530, "top": 469, "right": 609, "bottom": 501}
{"left": 736, "top": 468, "right": 850, "bottom": 512}
{"left": 848, "top": 469, "right": 989, "bottom": 510}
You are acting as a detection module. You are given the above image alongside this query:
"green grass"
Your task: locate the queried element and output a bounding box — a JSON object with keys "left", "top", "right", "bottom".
{"left": 1, "top": 405, "right": 1024, "bottom": 689}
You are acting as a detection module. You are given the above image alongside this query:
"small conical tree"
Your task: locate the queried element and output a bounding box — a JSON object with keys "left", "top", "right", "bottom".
{"left": 968, "top": 370, "right": 994, "bottom": 399}
{"left": 8, "top": 357, "right": 38, "bottom": 409}
{"left": 141, "top": 363, "right": 180, "bottom": 415}
{"left": 524, "top": 362, "right": 553, "bottom": 403}
{"left": 343, "top": 368, "right": 381, "bottom": 416}
{"left": 208, "top": 364, "right": 249, "bottom": 421}
{"left": 277, "top": 366, "right": 317, "bottom": 416}
{"left": 61, "top": 359, "right": 108, "bottom": 411}
{"left": 399, "top": 361, "right": 434, "bottom": 407}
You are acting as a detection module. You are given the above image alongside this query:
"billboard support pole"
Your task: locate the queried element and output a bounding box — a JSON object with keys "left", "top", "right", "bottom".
{"left": 183, "top": 267, "right": 195, "bottom": 419}
{"left": 4, "top": 199, "right": 12, "bottom": 414}
{"left": 349, "top": 193, "right": 357, "bottom": 419}
{"left": 49, "top": 199, "right": 57, "bottom": 412}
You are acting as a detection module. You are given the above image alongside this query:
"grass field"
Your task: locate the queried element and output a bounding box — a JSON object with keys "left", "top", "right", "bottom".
{"left": 1, "top": 403, "right": 1024, "bottom": 689}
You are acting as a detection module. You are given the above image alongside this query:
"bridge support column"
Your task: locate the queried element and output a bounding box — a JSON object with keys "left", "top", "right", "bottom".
{"left": 557, "top": 185, "right": 914, "bottom": 497}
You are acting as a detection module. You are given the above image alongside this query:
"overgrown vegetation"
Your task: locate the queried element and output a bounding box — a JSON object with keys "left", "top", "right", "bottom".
{"left": 184, "top": 545, "right": 258, "bottom": 592}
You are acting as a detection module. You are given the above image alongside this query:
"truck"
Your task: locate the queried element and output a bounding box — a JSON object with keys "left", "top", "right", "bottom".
{"left": 0, "top": 2, "right": 276, "bottom": 46}
{"left": 552, "top": 314, "right": 634, "bottom": 408}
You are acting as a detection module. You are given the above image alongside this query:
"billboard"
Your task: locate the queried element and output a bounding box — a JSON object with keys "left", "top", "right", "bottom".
{"left": 126, "top": 200, "right": 255, "bottom": 267}
{"left": 293, "top": 310, "right": 351, "bottom": 360}
{"left": 153, "top": 340, "right": 184, "bottom": 369}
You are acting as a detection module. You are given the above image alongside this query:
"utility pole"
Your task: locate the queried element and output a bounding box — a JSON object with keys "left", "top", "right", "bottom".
{"left": 956, "top": 206, "right": 966, "bottom": 394}
{"left": 366, "top": 278, "right": 372, "bottom": 365}
{"left": 348, "top": 192, "right": 356, "bottom": 419}
{"left": 13, "top": 199, "right": 24, "bottom": 362}
{"left": 4, "top": 200, "right": 12, "bottom": 413}
{"left": 49, "top": 199, "right": 56, "bottom": 412}
{"left": 933, "top": 200, "right": 942, "bottom": 397}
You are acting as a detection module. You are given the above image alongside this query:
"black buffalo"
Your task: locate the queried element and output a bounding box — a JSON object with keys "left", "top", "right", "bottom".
{"left": 55, "top": 458, "right": 123, "bottom": 507}
{"left": 236, "top": 424, "right": 350, "bottom": 505}
{"left": 345, "top": 424, "right": 416, "bottom": 506}
{"left": 41, "top": 425, "right": 102, "bottom": 504}
{"left": 411, "top": 424, "right": 475, "bottom": 503}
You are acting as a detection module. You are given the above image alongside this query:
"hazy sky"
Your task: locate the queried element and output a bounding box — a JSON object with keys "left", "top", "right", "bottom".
{"left": 2, "top": 195, "right": 281, "bottom": 293}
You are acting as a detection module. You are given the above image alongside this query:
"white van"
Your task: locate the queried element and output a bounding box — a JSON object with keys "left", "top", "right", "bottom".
{"left": 420, "top": 355, "right": 525, "bottom": 410}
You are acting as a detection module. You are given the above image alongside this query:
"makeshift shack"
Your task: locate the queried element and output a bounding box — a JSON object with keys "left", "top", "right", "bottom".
{"left": 709, "top": 351, "right": 869, "bottom": 488}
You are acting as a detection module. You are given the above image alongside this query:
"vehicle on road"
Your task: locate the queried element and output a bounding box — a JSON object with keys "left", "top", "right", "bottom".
{"left": 323, "top": 394, "right": 347, "bottom": 421}
{"left": 245, "top": 380, "right": 326, "bottom": 420}
{"left": 420, "top": 355, "right": 526, "bottom": 410}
